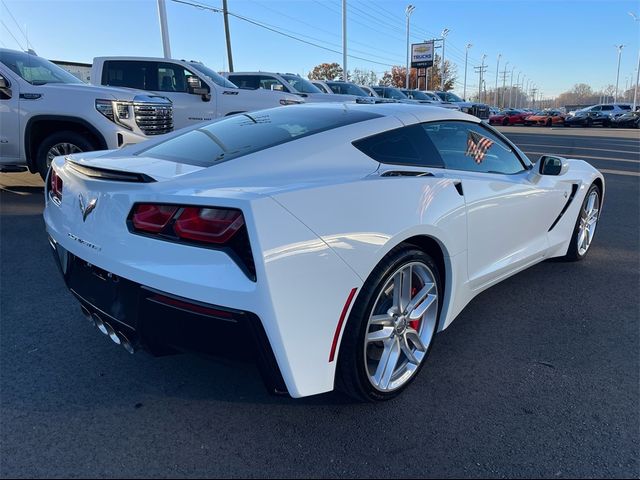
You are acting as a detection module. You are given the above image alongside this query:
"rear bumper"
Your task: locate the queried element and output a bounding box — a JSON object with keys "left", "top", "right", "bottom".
{"left": 49, "top": 237, "right": 287, "bottom": 395}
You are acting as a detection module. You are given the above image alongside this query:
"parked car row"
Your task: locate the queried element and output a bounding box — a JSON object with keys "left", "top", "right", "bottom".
{"left": 0, "top": 47, "right": 495, "bottom": 178}
{"left": 489, "top": 103, "right": 638, "bottom": 128}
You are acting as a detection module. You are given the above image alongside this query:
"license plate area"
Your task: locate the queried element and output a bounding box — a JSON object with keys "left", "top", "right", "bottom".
{"left": 67, "top": 255, "right": 140, "bottom": 330}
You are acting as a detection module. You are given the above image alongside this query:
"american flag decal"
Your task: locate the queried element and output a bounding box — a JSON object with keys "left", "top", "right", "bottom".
{"left": 465, "top": 130, "right": 494, "bottom": 164}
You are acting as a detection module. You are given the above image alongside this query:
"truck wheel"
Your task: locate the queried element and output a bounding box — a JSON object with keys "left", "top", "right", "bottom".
{"left": 35, "top": 131, "right": 96, "bottom": 180}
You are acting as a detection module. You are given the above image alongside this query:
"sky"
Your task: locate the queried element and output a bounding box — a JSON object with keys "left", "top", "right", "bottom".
{"left": 1, "top": 0, "right": 639, "bottom": 98}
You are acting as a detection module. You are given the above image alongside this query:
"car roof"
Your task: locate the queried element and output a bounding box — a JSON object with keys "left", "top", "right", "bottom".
{"left": 278, "top": 101, "right": 476, "bottom": 125}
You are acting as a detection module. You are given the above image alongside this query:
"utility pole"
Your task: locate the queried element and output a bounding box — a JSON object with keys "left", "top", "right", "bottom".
{"left": 531, "top": 87, "right": 538, "bottom": 109}
{"left": 222, "top": 0, "right": 234, "bottom": 72}
{"left": 474, "top": 55, "right": 487, "bottom": 103}
{"left": 500, "top": 61, "right": 509, "bottom": 108}
{"left": 508, "top": 65, "right": 515, "bottom": 108}
{"left": 342, "top": 0, "right": 347, "bottom": 80}
{"left": 405, "top": 5, "right": 415, "bottom": 89}
{"left": 157, "top": 0, "right": 172, "bottom": 59}
{"left": 440, "top": 28, "right": 449, "bottom": 90}
{"left": 463, "top": 43, "right": 472, "bottom": 100}
{"left": 513, "top": 72, "right": 521, "bottom": 109}
{"left": 494, "top": 53, "right": 501, "bottom": 107}
{"left": 614, "top": 44, "right": 624, "bottom": 102}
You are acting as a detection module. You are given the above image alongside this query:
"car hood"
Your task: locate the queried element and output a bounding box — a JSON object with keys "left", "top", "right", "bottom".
{"left": 41, "top": 82, "right": 165, "bottom": 101}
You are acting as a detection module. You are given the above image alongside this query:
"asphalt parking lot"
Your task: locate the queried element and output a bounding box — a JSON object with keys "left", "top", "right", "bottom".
{"left": 1, "top": 127, "right": 638, "bottom": 478}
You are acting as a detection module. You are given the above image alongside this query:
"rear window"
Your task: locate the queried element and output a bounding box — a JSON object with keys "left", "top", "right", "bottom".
{"left": 138, "top": 107, "right": 381, "bottom": 166}
{"left": 619, "top": 105, "right": 631, "bottom": 110}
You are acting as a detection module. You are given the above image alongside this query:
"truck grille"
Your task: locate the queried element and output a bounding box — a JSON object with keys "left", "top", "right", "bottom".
{"left": 134, "top": 104, "right": 173, "bottom": 136}
{"left": 471, "top": 105, "right": 490, "bottom": 120}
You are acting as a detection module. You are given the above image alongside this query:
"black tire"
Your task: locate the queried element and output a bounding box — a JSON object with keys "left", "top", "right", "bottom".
{"left": 546, "top": 118, "right": 552, "bottom": 127}
{"left": 336, "top": 246, "right": 442, "bottom": 402}
{"left": 585, "top": 117, "right": 593, "bottom": 128}
{"left": 563, "top": 183, "right": 601, "bottom": 261}
{"left": 502, "top": 117, "right": 510, "bottom": 126}
{"left": 35, "top": 131, "right": 96, "bottom": 180}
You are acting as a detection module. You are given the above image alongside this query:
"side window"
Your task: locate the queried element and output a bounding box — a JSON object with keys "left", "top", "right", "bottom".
{"left": 591, "top": 106, "right": 602, "bottom": 112}
{"left": 258, "top": 76, "right": 287, "bottom": 92}
{"left": 103, "top": 60, "right": 151, "bottom": 90}
{"left": 601, "top": 105, "right": 614, "bottom": 111}
{"left": 156, "top": 63, "right": 190, "bottom": 92}
{"left": 353, "top": 125, "right": 444, "bottom": 168}
{"left": 229, "top": 75, "right": 259, "bottom": 89}
{"left": 422, "top": 121, "right": 525, "bottom": 175}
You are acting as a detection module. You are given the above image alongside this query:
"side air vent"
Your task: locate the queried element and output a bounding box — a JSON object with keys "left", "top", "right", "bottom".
{"left": 67, "top": 161, "right": 156, "bottom": 183}
{"left": 549, "top": 184, "right": 579, "bottom": 231}
{"left": 381, "top": 171, "right": 434, "bottom": 177}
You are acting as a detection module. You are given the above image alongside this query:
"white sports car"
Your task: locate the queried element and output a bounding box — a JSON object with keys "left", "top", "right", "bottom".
{"left": 44, "top": 103, "right": 604, "bottom": 401}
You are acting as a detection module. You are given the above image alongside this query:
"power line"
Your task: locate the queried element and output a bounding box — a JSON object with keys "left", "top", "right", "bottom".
{"left": 1, "top": 0, "right": 30, "bottom": 49}
{"left": 171, "top": 0, "right": 398, "bottom": 67}
{"left": 0, "top": 19, "right": 24, "bottom": 50}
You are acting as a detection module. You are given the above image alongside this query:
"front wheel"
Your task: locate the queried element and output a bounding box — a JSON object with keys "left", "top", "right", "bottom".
{"left": 35, "top": 131, "right": 96, "bottom": 180}
{"left": 336, "top": 247, "right": 441, "bottom": 402}
{"left": 563, "top": 184, "right": 601, "bottom": 261}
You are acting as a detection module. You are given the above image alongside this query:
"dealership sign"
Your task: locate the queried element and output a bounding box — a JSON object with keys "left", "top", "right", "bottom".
{"left": 411, "top": 42, "right": 434, "bottom": 68}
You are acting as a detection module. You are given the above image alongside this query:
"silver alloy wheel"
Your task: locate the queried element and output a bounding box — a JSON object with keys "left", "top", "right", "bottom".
{"left": 364, "top": 261, "right": 438, "bottom": 392}
{"left": 46, "top": 143, "right": 83, "bottom": 168}
{"left": 577, "top": 190, "right": 600, "bottom": 256}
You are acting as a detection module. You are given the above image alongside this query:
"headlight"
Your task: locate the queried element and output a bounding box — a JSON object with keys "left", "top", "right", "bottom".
{"left": 95, "top": 99, "right": 133, "bottom": 130}
{"left": 280, "top": 98, "right": 303, "bottom": 105}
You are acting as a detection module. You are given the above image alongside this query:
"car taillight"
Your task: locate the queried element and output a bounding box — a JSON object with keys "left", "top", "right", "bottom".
{"left": 132, "top": 204, "right": 179, "bottom": 233}
{"left": 173, "top": 207, "right": 244, "bottom": 244}
{"left": 129, "top": 203, "right": 254, "bottom": 280}
{"left": 50, "top": 169, "right": 63, "bottom": 203}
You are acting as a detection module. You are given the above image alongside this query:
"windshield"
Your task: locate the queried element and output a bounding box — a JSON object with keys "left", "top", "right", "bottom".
{"left": 138, "top": 106, "right": 381, "bottom": 166}
{"left": 0, "top": 50, "right": 82, "bottom": 85}
{"left": 403, "top": 90, "right": 432, "bottom": 101}
{"left": 281, "top": 74, "right": 322, "bottom": 94}
{"left": 189, "top": 63, "right": 237, "bottom": 88}
{"left": 377, "top": 87, "right": 407, "bottom": 100}
{"left": 328, "top": 82, "right": 367, "bottom": 96}
{"left": 436, "top": 91, "right": 463, "bottom": 102}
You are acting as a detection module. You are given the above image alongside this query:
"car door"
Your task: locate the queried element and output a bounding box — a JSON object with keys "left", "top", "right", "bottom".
{"left": 0, "top": 68, "right": 20, "bottom": 163}
{"left": 421, "top": 120, "right": 570, "bottom": 288}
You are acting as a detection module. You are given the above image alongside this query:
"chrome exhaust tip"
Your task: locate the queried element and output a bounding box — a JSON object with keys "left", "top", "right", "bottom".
{"left": 104, "top": 323, "right": 121, "bottom": 345}
{"left": 118, "top": 331, "right": 136, "bottom": 354}
{"left": 80, "top": 306, "right": 92, "bottom": 322}
{"left": 92, "top": 313, "right": 109, "bottom": 336}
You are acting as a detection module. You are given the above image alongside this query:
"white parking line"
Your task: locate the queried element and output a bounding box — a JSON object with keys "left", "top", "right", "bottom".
{"left": 523, "top": 151, "right": 640, "bottom": 164}
{"left": 516, "top": 143, "right": 640, "bottom": 155}
{"left": 599, "top": 169, "right": 640, "bottom": 177}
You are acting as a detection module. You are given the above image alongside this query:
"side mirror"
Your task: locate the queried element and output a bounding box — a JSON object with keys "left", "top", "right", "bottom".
{"left": 270, "top": 84, "right": 284, "bottom": 92}
{"left": 187, "top": 76, "right": 210, "bottom": 101}
{"left": 539, "top": 155, "right": 569, "bottom": 176}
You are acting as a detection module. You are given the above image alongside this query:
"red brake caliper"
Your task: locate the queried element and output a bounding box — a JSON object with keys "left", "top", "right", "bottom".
{"left": 409, "top": 286, "right": 421, "bottom": 331}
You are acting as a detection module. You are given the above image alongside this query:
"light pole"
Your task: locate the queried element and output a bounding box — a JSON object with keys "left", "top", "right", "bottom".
{"left": 342, "top": 0, "right": 347, "bottom": 80}
{"left": 508, "top": 65, "right": 515, "bottom": 108}
{"left": 405, "top": 5, "right": 415, "bottom": 89}
{"left": 494, "top": 53, "right": 501, "bottom": 107}
{"left": 614, "top": 44, "right": 624, "bottom": 102}
{"left": 440, "top": 28, "right": 450, "bottom": 91}
{"left": 630, "top": 12, "right": 639, "bottom": 110}
{"left": 463, "top": 43, "right": 472, "bottom": 100}
{"left": 157, "top": 0, "right": 172, "bottom": 59}
{"left": 514, "top": 72, "right": 521, "bottom": 109}
{"left": 519, "top": 75, "right": 526, "bottom": 108}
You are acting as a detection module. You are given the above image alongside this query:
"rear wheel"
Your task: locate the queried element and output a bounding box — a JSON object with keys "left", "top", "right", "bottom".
{"left": 336, "top": 247, "right": 441, "bottom": 402}
{"left": 35, "top": 131, "right": 96, "bottom": 180}
{"left": 563, "top": 184, "right": 601, "bottom": 261}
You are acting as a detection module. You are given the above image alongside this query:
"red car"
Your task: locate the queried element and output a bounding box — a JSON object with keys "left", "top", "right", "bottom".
{"left": 489, "top": 109, "right": 530, "bottom": 126}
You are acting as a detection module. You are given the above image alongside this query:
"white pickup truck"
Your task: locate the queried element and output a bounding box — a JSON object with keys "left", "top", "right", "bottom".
{"left": 0, "top": 48, "right": 173, "bottom": 179}
{"left": 91, "top": 57, "right": 304, "bottom": 130}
